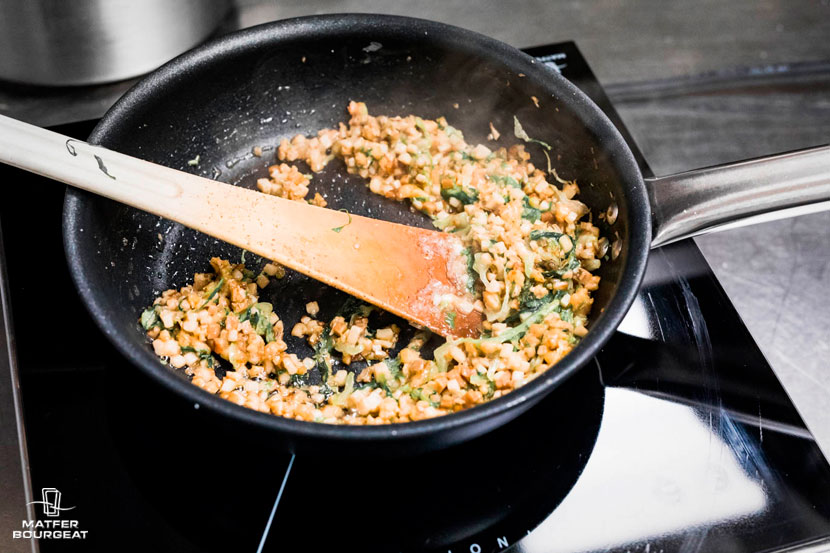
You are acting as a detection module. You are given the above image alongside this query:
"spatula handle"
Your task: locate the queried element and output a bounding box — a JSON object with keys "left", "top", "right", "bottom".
{"left": 0, "top": 112, "right": 388, "bottom": 275}
{"left": 0, "top": 113, "right": 190, "bottom": 210}
{"left": 0, "top": 113, "right": 354, "bottom": 251}
{"left": 0, "top": 114, "right": 480, "bottom": 337}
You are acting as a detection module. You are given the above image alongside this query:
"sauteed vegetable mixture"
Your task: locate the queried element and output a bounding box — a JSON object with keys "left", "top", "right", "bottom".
{"left": 141, "top": 102, "right": 607, "bottom": 424}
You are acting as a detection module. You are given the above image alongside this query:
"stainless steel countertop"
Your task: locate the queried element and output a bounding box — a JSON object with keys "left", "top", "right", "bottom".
{"left": 1, "top": 0, "right": 828, "bottom": 455}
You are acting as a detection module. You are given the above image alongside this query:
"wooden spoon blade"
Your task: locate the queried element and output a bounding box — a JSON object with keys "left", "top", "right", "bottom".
{"left": 251, "top": 196, "right": 484, "bottom": 339}
{"left": 183, "top": 180, "right": 484, "bottom": 338}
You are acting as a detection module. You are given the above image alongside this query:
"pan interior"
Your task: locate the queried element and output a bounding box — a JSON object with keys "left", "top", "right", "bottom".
{"left": 64, "top": 16, "right": 644, "bottom": 437}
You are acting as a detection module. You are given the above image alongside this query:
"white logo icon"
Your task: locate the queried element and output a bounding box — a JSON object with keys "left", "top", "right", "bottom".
{"left": 27, "top": 488, "right": 75, "bottom": 517}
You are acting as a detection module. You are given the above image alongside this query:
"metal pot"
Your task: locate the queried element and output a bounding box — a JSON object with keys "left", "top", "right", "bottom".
{"left": 0, "top": 0, "right": 230, "bottom": 86}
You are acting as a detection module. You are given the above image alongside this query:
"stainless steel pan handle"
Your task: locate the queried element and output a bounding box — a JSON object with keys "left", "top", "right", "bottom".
{"left": 647, "top": 145, "right": 830, "bottom": 248}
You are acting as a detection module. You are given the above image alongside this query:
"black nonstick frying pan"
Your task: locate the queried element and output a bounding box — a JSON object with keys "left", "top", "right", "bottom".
{"left": 61, "top": 14, "right": 830, "bottom": 456}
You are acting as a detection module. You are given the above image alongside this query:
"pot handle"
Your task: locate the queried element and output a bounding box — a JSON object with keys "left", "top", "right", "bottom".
{"left": 646, "top": 145, "right": 830, "bottom": 248}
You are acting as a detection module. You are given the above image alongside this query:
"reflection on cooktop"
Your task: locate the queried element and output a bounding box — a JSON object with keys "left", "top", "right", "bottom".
{"left": 108, "top": 351, "right": 605, "bottom": 553}
{"left": 524, "top": 388, "right": 768, "bottom": 552}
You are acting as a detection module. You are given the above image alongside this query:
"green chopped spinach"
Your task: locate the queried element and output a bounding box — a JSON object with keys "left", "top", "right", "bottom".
{"left": 434, "top": 294, "right": 562, "bottom": 372}
{"left": 313, "top": 329, "right": 334, "bottom": 381}
{"left": 409, "top": 387, "right": 439, "bottom": 408}
{"left": 371, "top": 357, "right": 403, "bottom": 394}
{"left": 488, "top": 174, "right": 522, "bottom": 189}
{"left": 238, "top": 302, "right": 277, "bottom": 343}
{"left": 251, "top": 303, "right": 274, "bottom": 335}
{"left": 331, "top": 209, "right": 353, "bottom": 233}
{"left": 198, "top": 278, "right": 225, "bottom": 309}
{"left": 441, "top": 186, "right": 479, "bottom": 205}
{"left": 179, "top": 346, "right": 216, "bottom": 368}
{"left": 288, "top": 373, "right": 310, "bottom": 387}
{"left": 462, "top": 247, "right": 477, "bottom": 293}
{"left": 542, "top": 244, "right": 581, "bottom": 278}
{"left": 311, "top": 297, "right": 368, "bottom": 382}
{"left": 264, "top": 324, "right": 276, "bottom": 344}
{"left": 529, "top": 230, "right": 565, "bottom": 241}
{"left": 519, "top": 287, "right": 551, "bottom": 314}
{"left": 140, "top": 307, "right": 162, "bottom": 330}
{"left": 521, "top": 196, "right": 542, "bottom": 222}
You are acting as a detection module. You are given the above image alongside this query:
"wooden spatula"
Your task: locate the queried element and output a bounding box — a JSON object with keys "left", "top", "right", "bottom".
{"left": 0, "top": 114, "right": 482, "bottom": 338}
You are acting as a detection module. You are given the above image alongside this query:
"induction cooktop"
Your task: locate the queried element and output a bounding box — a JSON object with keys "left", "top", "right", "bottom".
{"left": 2, "top": 42, "right": 829, "bottom": 553}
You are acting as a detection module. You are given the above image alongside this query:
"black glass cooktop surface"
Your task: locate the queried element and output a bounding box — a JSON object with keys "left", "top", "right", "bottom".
{"left": 2, "top": 42, "right": 830, "bottom": 553}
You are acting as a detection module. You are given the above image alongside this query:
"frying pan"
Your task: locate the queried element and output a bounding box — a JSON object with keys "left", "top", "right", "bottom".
{"left": 62, "top": 14, "right": 830, "bottom": 456}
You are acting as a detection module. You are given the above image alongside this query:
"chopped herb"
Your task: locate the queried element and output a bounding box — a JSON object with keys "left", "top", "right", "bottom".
{"left": 313, "top": 327, "right": 334, "bottom": 381}
{"left": 340, "top": 298, "right": 374, "bottom": 323}
{"left": 313, "top": 297, "right": 369, "bottom": 381}
{"left": 288, "top": 374, "right": 310, "bottom": 387}
{"left": 180, "top": 346, "right": 216, "bottom": 367}
{"left": 505, "top": 282, "right": 552, "bottom": 325}
{"left": 409, "top": 387, "right": 439, "bottom": 407}
{"left": 470, "top": 371, "right": 496, "bottom": 398}
{"left": 540, "top": 233, "right": 581, "bottom": 277}
{"left": 239, "top": 302, "right": 276, "bottom": 341}
{"left": 140, "top": 307, "right": 161, "bottom": 330}
{"left": 359, "top": 147, "right": 376, "bottom": 161}
{"left": 415, "top": 118, "right": 430, "bottom": 137}
{"left": 237, "top": 305, "right": 252, "bottom": 323}
{"left": 441, "top": 186, "right": 479, "bottom": 205}
{"left": 198, "top": 278, "right": 225, "bottom": 309}
{"left": 518, "top": 287, "right": 551, "bottom": 314}
{"left": 373, "top": 357, "right": 403, "bottom": 394}
{"left": 187, "top": 154, "right": 201, "bottom": 166}
{"left": 331, "top": 209, "right": 352, "bottom": 233}
{"left": 462, "top": 247, "right": 476, "bottom": 293}
{"left": 384, "top": 357, "right": 402, "bottom": 377}
{"left": 434, "top": 296, "right": 561, "bottom": 372}
{"left": 521, "top": 196, "right": 542, "bottom": 222}
{"left": 488, "top": 174, "right": 521, "bottom": 189}
{"left": 529, "top": 230, "right": 565, "bottom": 241}
{"left": 251, "top": 303, "right": 275, "bottom": 336}
{"left": 316, "top": 382, "right": 335, "bottom": 403}
{"left": 444, "top": 311, "right": 457, "bottom": 329}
